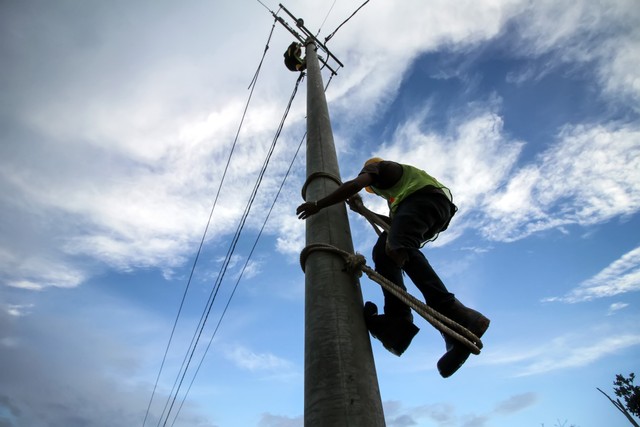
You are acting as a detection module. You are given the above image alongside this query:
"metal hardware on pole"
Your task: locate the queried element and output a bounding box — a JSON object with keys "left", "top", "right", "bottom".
{"left": 273, "top": 3, "right": 343, "bottom": 75}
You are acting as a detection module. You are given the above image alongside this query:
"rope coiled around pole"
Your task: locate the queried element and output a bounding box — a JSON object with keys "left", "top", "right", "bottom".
{"left": 300, "top": 171, "right": 343, "bottom": 201}
{"left": 299, "top": 243, "right": 483, "bottom": 355}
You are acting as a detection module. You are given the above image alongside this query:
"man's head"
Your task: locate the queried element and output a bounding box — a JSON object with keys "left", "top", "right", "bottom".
{"left": 363, "top": 157, "right": 383, "bottom": 193}
{"left": 364, "top": 157, "right": 384, "bottom": 167}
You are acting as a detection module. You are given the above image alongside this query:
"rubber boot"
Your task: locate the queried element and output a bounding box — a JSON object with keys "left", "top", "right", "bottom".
{"left": 437, "top": 299, "right": 490, "bottom": 378}
{"left": 437, "top": 333, "right": 472, "bottom": 378}
{"left": 363, "top": 302, "right": 419, "bottom": 356}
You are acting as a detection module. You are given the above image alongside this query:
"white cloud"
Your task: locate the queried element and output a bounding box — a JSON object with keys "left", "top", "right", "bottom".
{"left": 515, "top": 333, "right": 640, "bottom": 377}
{"left": 347, "top": 106, "right": 640, "bottom": 247}
{"left": 383, "top": 400, "right": 456, "bottom": 427}
{"left": 259, "top": 413, "right": 303, "bottom": 427}
{"left": 381, "top": 393, "right": 537, "bottom": 427}
{"left": 544, "top": 246, "right": 640, "bottom": 303}
{"left": 0, "top": 296, "right": 215, "bottom": 427}
{"left": 223, "top": 344, "right": 293, "bottom": 372}
{"left": 2, "top": 0, "right": 639, "bottom": 292}
{"left": 483, "top": 122, "right": 640, "bottom": 241}
{"left": 384, "top": 106, "right": 523, "bottom": 208}
{"left": 493, "top": 392, "right": 538, "bottom": 414}
{"left": 0, "top": 0, "right": 311, "bottom": 290}
{"left": 275, "top": 211, "right": 306, "bottom": 256}
{"left": 483, "top": 331, "right": 640, "bottom": 377}
{"left": 239, "top": 259, "right": 263, "bottom": 280}
{"left": 372, "top": 103, "right": 524, "bottom": 241}
{"left": 509, "top": 0, "right": 640, "bottom": 104}
{"left": 1, "top": 250, "right": 86, "bottom": 290}
{"left": 4, "top": 304, "right": 34, "bottom": 317}
{"left": 3, "top": 2, "right": 639, "bottom": 426}
{"left": 598, "top": 34, "right": 640, "bottom": 105}
{"left": 220, "top": 254, "right": 265, "bottom": 281}
{"left": 325, "top": 0, "right": 520, "bottom": 124}
{"left": 607, "top": 302, "right": 629, "bottom": 316}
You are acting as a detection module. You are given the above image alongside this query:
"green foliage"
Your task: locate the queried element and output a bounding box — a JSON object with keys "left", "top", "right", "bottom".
{"left": 614, "top": 373, "right": 640, "bottom": 418}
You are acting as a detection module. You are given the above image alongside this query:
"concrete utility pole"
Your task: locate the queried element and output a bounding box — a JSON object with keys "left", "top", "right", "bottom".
{"left": 302, "top": 39, "right": 386, "bottom": 426}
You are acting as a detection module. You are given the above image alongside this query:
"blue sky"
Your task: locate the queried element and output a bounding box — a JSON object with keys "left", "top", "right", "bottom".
{"left": 1, "top": 0, "right": 639, "bottom": 426}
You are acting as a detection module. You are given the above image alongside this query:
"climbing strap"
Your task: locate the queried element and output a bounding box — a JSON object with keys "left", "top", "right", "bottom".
{"left": 346, "top": 194, "right": 390, "bottom": 236}
{"left": 299, "top": 243, "right": 483, "bottom": 355}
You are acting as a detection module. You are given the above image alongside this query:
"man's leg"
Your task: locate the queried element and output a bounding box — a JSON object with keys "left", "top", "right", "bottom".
{"left": 372, "top": 233, "right": 411, "bottom": 318}
{"left": 401, "top": 249, "right": 489, "bottom": 376}
{"left": 384, "top": 193, "right": 456, "bottom": 310}
{"left": 401, "top": 249, "right": 455, "bottom": 310}
{"left": 364, "top": 233, "right": 419, "bottom": 356}
{"left": 387, "top": 193, "right": 490, "bottom": 375}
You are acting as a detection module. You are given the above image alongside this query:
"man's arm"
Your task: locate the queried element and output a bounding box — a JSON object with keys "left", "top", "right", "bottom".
{"left": 296, "top": 173, "right": 374, "bottom": 219}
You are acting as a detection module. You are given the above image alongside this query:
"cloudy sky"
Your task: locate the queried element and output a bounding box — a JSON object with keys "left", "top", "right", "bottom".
{"left": 1, "top": 0, "right": 639, "bottom": 426}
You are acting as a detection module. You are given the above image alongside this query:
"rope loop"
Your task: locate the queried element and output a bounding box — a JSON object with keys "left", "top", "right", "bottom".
{"left": 298, "top": 242, "right": 483, "bottom": 354}
{"left": 346, "top": 194, "right": 390, "bottom": 235}
{"left": 299, "top": 242, "right": 350, "bottom": 272}
{"left": 301, "top": 171, "right": 342, "bottom": 201}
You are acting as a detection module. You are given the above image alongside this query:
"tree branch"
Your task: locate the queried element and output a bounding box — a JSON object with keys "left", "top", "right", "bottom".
{"left": 598, "top": 388, "right": 640, "bottom": 427}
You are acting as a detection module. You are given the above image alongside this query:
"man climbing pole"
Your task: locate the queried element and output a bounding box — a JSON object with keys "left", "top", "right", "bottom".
{"left": 283, "top": 41, "right": 307, "bottom": 72}
{"left": 296, "top": 157, "right": 490, "bottom": 378}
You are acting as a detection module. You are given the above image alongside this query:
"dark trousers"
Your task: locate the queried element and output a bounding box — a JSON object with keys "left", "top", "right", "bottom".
{"left": 371, "top": 190, "right": 456, "bottom": 317}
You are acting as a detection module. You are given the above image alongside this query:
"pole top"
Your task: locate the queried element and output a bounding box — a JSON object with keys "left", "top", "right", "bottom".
{"left": 275, "top": 3, "right": 343, "bottom": 75}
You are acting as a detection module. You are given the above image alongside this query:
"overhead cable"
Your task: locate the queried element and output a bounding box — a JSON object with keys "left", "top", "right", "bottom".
{"left": 325, "top": 0, "right": 371, "bottom": 43}
{"left": 316, "top": 0, "right": 338, "bottom": 37}
{"left": 249, "top": 13, "right": 281, "bottom": 89}
{"left": 169, "top": 74, "right": 306, "bottom": 426}
{"left": 143, "top": 20, "right": 277, "bottom": 427}
{"left": 169, "top": 71, "right": 336, "bottom": 425}
{"left": 255, "top": 0, "right": 273, "bottom": 13}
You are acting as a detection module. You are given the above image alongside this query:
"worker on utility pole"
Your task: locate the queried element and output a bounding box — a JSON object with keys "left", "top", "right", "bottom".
{"left": 297, "top": 157, "right": 490, "bottom": 378}
{"left": 283, "top": 41, "right": 307, "bottom": 72}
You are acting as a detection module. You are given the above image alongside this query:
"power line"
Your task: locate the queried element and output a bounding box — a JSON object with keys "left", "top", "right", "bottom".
{"left": 155, "top": 45, "right": 284, "bottom": 427}
{"left": 142, "top": 19, "right": 279, "bottom": 427}
{"left": 167, "top": 69, "right": 335, "bottom": 425}
{"left": 255, "top": 0, "right": 272, "bottom": 13}
{"left": 147, "top": 3, "right": 349, "bottom": 423}
{"left": 316, "top": 0, "right": 338, "bottom": 37}
{"left": 160, "top": 73, "right": 304, "bottom": 427}
{"left": 248, "top": 17, "right": 278, "bottom": 90}
{"left": 325, "top": 0, "right": 371, "bottom": 43}
{"left": 169, "top": 74, "right": 306, "bottom": 427}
